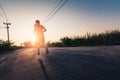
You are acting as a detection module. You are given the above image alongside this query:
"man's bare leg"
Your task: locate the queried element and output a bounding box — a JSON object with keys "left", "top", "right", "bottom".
{"left": 45, "top": 46, "right": 49, "bottom": 54}
{"left": 37, "top": 47, "right": 40, "bottom": 55}
{"left": 44, "top": 44, "right": 49, "bottom": 54}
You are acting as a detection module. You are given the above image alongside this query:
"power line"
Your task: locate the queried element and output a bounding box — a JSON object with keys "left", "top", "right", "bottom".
{"left": 0, "top": 11, "right": 3, "bottom": 18}
{"left": 0, "top": 3, "right": 5, "bottom": 23}
{"left": 43, "top": 0, "right": 68, "bottom": 24}
{"left": 42, "top": 0, "right": 63, "bottom": 23}
{"left": 0, "top": 3, "right": 8, "bottom": 21}
{"left": 0, "top": 3, "right": 11, "bottom": 43}
{"left": 45, "top": 0, "right": 68, "bottom": 23}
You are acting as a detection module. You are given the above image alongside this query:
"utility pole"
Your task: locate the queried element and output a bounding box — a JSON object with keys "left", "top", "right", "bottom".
{"left": 3, "top": 22, "right": 11, "bottom": 43}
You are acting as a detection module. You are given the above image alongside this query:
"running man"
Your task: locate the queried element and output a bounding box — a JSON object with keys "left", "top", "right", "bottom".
{"left": 34, "top": 20, "right": 49, "bottom": 54}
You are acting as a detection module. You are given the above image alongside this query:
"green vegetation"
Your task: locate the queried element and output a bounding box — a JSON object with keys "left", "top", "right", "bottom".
{"left": 0, "top": 40, "right": 20, "bottom": 52}
{"left": 1, "top": 30, "right": 119, "bottom": 50}
{"left": 48, "top": 30, "right": 120, "bottom": 47}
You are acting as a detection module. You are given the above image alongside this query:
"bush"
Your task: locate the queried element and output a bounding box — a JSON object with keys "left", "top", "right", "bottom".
{"left": 0, "top": 40, "right": 18, "bottom": 52}
{"left": 48, "top": 30, "right": 120, "bottom": 47}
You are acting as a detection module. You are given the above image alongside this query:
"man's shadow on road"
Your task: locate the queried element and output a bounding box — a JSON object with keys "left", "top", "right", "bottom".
{"left": 38, "top": 59, "right": 50, "bottom": 80}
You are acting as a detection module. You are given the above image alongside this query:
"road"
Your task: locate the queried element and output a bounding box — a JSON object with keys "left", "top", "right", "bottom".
{"left": 0, "top": 46, "right": 120, "bottom": 80}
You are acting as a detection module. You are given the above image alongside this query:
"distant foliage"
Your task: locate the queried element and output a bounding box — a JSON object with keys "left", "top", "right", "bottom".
{"left": 0, "top": 40, "right": 18, "bottom": 52}
{"left": 47, "top": 41, "right": 63, "bottom": 47}
{"left": 23, "top": 41, "right": 33, "bottom": 47}
{"left": 48, "top": 30, "right": 120, "bottom": 47}
{"left": 60, "top": 37, "right": 72, "bottom": 47}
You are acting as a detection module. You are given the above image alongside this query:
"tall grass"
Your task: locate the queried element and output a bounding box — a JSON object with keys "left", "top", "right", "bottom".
{"left": 0, "top": 40, "right": 18, "bottom": 52}
{"left": 48, "top": 30, "right": 120, "bottom": 47}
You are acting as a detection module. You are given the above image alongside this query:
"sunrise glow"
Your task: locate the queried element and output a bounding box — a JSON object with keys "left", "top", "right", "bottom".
{"left": 0, "top": 0, "right": 120, "bottom": 45}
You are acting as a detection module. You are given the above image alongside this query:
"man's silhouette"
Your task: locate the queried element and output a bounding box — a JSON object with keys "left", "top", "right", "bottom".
{"left": 34, "top": 20, "right": 49, "bottom": 54}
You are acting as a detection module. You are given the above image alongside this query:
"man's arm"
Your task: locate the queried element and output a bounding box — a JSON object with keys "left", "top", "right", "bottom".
{"left": 42, "top": 25, "right": 47, "bottom": 32}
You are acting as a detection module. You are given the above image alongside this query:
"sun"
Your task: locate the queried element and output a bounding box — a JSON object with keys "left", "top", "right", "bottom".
{"left": 31, "top": 35, "right": 36, "bottom": 46}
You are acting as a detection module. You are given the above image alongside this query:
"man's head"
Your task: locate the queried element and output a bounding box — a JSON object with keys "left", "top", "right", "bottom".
{"left": 36, "top": 20, "right": 40, "bottom": 24}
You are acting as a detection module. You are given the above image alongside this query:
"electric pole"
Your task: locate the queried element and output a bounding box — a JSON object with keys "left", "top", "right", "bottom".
{"left": 3, "top": 22, "right": 11, "bottom": 43}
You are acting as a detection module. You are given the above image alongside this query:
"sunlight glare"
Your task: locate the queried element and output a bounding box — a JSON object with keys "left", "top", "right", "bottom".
{"left": 31, "top": 35, "right": 36, "bottom": 46}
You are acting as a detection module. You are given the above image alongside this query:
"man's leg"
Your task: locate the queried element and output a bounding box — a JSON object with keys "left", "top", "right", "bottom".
{"left": 42, "top": 43, "right": 49, "bottom": 54}
{"left": 41, "top": 42, "right": 49, "bottom": 54}
{"left": 37, "top": 47, "right": 40, "bottom": 55}
{"left": 45, "top": 45, "right": 49, "bottom": 54}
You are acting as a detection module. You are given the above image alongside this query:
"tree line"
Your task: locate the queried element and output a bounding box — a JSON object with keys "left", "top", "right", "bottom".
{"left": 0, "top": 40, "right": 20, "bottom": 52}
{"left": 1, "top": 30, "right": 120, "bottom": 49}
{"left": 47, "top": 30, "right": 120, "bottom": 47}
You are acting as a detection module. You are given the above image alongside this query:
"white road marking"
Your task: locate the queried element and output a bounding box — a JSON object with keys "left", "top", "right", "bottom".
{"left": 0, "top": 57, "right": 6, "bottom": 67}
{"left": 0, "top": 62, "right": 6, "bottom": 67}
{"left": 0, "top": 57, "right": 6, "bottom": 61}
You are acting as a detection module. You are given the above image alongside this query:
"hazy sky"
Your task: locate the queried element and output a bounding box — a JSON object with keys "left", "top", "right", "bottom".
{"left": 0, "top": 0, "right": 120, "bottom": 44}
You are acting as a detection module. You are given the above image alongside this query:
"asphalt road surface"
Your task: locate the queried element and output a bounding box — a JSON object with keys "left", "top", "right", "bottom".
{"left": 0, "top": 46, "right": 120, "bottom": 80}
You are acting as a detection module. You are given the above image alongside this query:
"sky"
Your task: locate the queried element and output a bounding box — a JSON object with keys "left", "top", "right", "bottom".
{"left": 0, "top": 0, "right": 120, "bottom": 45}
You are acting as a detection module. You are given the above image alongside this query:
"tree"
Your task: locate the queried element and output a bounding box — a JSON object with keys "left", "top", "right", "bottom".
{"left": 60, "top": 37, "right": 72, "bottom": 47}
